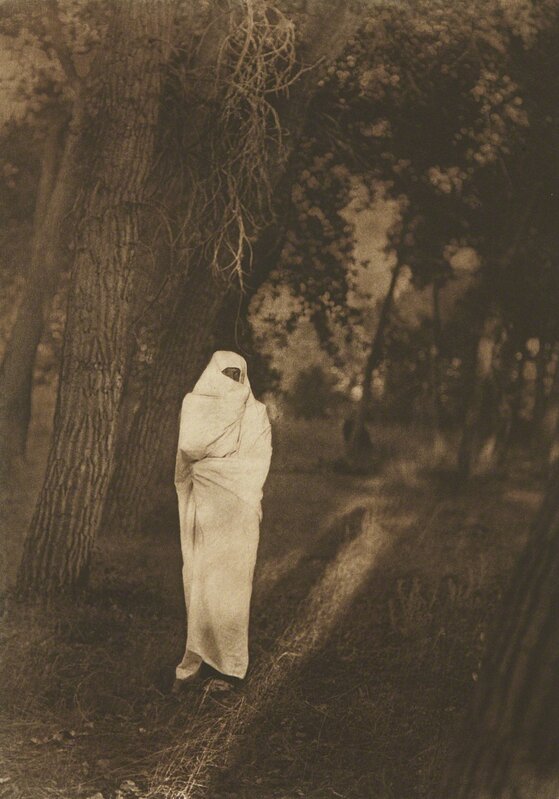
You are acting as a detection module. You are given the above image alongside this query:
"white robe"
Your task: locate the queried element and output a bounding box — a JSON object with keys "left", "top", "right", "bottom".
{"left": 174, "top": 351, "right": 272, "bottom": 679}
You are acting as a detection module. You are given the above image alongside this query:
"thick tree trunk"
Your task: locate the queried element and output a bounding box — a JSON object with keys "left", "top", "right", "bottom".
{"left": 101, "top": 221, "right": 285, "bottom": 537}
{"left": 0, "top": 112, "right": 77, "bottom": 477}
{"left": 101, "top": 262, "right": 228, "bottom": 537}
{"left": 100, "top": 0, "right": 363, "bottom": 535}
{"left": 457, "top": 307, "right": 508, "bottom": 479}
{"left": 17, "top": 1, "right": 173, "bottom": 595}
{"left": 441, "top": 466, "right": 559, "bottom": 798}
{"left": 345, "top": 263, "right": 401, "bottom": 462}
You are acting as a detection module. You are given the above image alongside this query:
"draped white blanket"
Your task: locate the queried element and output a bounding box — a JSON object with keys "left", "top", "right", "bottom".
{"left": 174, "top": 351, "right": 272, "bottom": 679}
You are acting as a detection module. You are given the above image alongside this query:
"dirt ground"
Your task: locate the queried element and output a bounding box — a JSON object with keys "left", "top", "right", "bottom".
{"left": 0, "top": 399, "right": 545, "bottom": 799}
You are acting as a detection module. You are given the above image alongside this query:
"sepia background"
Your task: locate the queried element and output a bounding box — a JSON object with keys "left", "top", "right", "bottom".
{"left": 1, "top": 1, "right": 558, "bottom": 797}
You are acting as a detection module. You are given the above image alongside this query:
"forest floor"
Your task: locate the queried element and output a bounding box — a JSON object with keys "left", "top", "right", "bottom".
{"left": 0, "top": 392, "right": 546, "bottom": 799}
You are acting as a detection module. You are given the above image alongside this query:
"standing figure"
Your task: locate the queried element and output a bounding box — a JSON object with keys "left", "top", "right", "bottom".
{"left": 173, "top": 351, "right": 272, "bottom": 691}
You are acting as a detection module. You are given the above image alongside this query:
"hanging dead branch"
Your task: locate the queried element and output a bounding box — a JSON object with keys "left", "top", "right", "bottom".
{"left": 160, "top": 0, "right": 301, "bottom": 288}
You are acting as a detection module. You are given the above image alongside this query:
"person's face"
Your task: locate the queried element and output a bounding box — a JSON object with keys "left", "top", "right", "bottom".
{"left": 222, "top": 367, "right": 241, "bottom": 382}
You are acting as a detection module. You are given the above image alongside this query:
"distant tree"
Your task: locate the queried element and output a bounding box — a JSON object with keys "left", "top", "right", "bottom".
{"left": 345, "top": 259, "right": 401, "bottom": 460}
{"left": 17, "top": 0, "right": 176, "bottom": 594}
{"left": 255, "top": 0, "right": 559, "bottom": 467}
{"left": 538, "top": 348, "right": 559, "bottom": 469}
{"left": 0, "top": 0, "right": 98, "bottom": 478}
{"left": 287, "top": 364, "right": 341, "bottom": 419}
{"left": 316, "top": 0, "right": 559, "bottom": 471}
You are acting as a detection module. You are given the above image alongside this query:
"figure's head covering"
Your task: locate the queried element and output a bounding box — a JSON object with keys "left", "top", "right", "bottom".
{"left": 192, "top": 351, "right": 252, "bottom": 401}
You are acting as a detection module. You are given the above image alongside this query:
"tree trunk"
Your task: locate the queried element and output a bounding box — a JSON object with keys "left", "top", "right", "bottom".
{"left": 532, "top": 340, "right": 549, "bottom": 431}
{"left": 100, "top": 262, "right": 228, "bottom": 537}
{"left": 441, "top": 466, "right": 559, "bottom": 798}
{"left": 0, "top": 111, "right": 77, "bottom": 478}
{"left": 100, "top": 0, "right": 364, "bottom": 535}
{"left": 430, "top": 279, "right": 446, "bottom": 455}
{"left": 16, "top": 0, "right": 360, "bottom": 558}
{"left": 101, "top": 221, "right": 285, "bottom": 537}
{"left": 17, "top": 0, "right": 174, "bottom": 595}
{"left": 457, "top": 306, "right": 507, "bottom": 479}
{"left": 538, "top": 346, "right": 559, "bottom": 469}
{"left": 515, "top": 343, "right": 539, "bottom": 440}
{"left": 345, "top": 263, "right": 401, "bottom": 462}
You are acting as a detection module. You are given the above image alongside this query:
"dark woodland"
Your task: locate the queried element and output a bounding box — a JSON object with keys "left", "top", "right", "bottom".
{"left": 0, "top": 1, "right": 558, "bottom": 797}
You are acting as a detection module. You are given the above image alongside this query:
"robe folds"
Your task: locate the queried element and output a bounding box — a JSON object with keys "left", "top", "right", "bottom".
{"left": 174, "top": 351, "right": 272, "bottom": 680}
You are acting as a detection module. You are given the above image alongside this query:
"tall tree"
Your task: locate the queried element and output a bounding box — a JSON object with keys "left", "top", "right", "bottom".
{"left": 0, "top": 0, "right": 102, "bottom": 478}
{"left": 539, "top": 350, "right": 559, "bottom": 469}
{"left": 345, "top": 260, "right": 401, "bottom": 462}
{"left": 457, "top": 303, "right": 509, "bottom": 478}
{"left": 100, "top": 0, "right": 364, "bottom": 536}
{"left": 101, "top": 221, "right": 285, "bottom": 536}
{"left": 18, "top": 0, "right": 365, "bottom": 589}
{"left": 0, "top": 108, "right": 83, "bottom": 476}
{"left": 17, "top": 0, "right": 175, "bottom": 594}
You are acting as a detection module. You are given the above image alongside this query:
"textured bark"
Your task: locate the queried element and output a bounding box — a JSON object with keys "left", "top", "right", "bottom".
{"left": 0, "top": 112, "right": 75, "bottom": 476}
{"left": 346, "top": 263, "right": 401, "bottom": 462}
{"left": 101, "top": 262, "right": 228, "bottom": 537}
{"left": 441, "top": 466, "right": 559, "bottom": 798}
{"left": 17, "top": 1, "right": 174, "bottom": 595}
{"left": 102, "top": 220, "right": 286, "bottom": 537}
{"left": 101, "top": 0, "right": 363, "bottom": 535}
{"left": 457, "top": 308, "right": 508, "bottom": 479}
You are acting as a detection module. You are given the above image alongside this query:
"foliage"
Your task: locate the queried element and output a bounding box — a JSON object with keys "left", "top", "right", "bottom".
{"left": 249, "top": 0, "right": 559, "bottom": 425}
{"left": 316, "top": 0, "right": 559, "bottom": 337}
{"left": 270, "top": 145, "right": 357, "bottom": 346}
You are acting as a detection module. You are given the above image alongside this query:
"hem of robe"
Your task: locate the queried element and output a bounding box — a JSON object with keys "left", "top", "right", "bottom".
{"left": 175, "top": 649, "right": 203, "bottom": 681}
{"left": 177, "top": 647, "right": 248, "bottom": 680}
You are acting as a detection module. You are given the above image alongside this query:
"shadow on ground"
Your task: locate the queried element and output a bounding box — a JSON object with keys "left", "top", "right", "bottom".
{"left": 0, "top": 420, "right": 544, "bottom": 799}
{"left": 151, "top": 456, "right": 541, "bottom": 799}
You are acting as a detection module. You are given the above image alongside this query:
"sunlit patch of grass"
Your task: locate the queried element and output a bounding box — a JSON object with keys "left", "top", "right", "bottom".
{"left": 150, "top": 508, "right": 388, "bottom": 798}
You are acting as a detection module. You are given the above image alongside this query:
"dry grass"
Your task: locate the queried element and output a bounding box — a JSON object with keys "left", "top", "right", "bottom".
{"left": 0, "top": 414, "right": 544, "bottom": 799}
